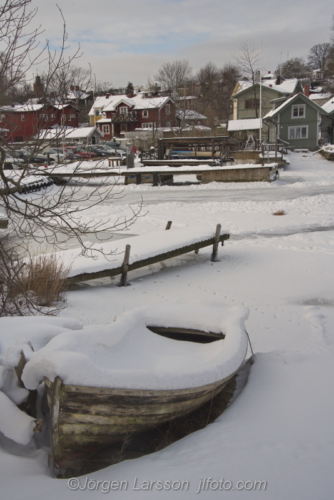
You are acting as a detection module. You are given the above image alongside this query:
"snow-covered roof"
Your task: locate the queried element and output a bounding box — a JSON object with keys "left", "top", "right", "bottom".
{"left": 67, "top": 89, "right": 91, "bottom": 100}
{"left": 177, "top": 95, "right": 198, "bottom": 101}
{"left": 66, "top": 126, "right": 102, "bottom": 139}
{"left": 233, "top": 78, "right": 299, "bottom": 98}
{"left": 264, "top": 93, "right": 326, "bottom": 120}
{"left": 264, "top": 94, "right": 296, "bottom": 119}
{"left": 322, "top": 98, "right": 334, "bottom": 114}
{"left": 54, "top": 104, "right": 79, "bottom": 111}
{"left": 228, "top": 118, "right": 262, "bottom": 131}
{"left": 308, "top": 93, "right": 332, "bottom": 102}
{"left": 177, "top": 109, "right": 207, "bottom": 121}
{"left": 36, "top": 126, "right": 101, "bottom": 141}
{"left": 95, "top": 118, "right": 112, "bottom": 124}
{"left": 89, "top": 94, "right": 171, "bottom": 116}
{"left": 0, "top": 103, "right": 45, "bottom": 113}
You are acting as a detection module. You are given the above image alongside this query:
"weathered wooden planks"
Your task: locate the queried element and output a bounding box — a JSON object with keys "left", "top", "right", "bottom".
{"left": 46, "top": 373, "right": 232, "bottom": 470}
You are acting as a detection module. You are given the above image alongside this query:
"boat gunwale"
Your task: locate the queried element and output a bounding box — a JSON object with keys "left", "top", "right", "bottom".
{"left": 44, "top": 372, "right": 236, "bottom": 397}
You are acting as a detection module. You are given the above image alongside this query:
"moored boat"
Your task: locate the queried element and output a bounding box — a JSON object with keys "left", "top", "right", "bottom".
{"left": 22, "top": 303, "right": 250, "bottom": 474}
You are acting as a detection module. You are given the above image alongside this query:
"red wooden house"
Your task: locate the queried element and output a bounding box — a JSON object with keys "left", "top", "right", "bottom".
{"left": 0, "top": 103, "right": 79, "bottom": 142}
{"left": 89, "top": 92, "right": 176, "bottom": 139}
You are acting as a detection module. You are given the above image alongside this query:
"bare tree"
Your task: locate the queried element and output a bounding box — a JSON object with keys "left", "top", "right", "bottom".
{"left": 234, "top": 40, "right": 261, "bottom": 117}
{"left": 0, "top": 1, "right": 141, "bottom": 315}
{"left": 234, "top": 40, "right": 261, "bottom": 85}
{"left": 195, "top": 62, "right": 240, "bottom": 123}
{"left": 308, "top": 43, "right": 331, "bottom": 71}
{"left": 154, "top": 59, "right": 193, "bottom": 97}
{"left": 278, "top": 57, "right": 309, "bottom": 79}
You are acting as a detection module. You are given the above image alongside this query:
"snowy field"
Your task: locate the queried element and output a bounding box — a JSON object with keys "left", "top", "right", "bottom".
{"left": 1, "top": 151, "right": 334, "bottom": 499}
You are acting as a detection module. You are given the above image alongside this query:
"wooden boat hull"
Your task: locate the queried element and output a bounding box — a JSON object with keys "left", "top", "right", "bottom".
{"left": 45, "top": 372, "right": 236, "bottom": 470}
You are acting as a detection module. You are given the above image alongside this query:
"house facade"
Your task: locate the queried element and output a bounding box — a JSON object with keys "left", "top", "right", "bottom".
{"left": 231, "top": 77, "right": 303, "bottom": 121}
{"left": 89, "top": 93, "right": 177, "bottom": 139}
{"left": 321, "top": 97, "right": 334, "bottom": 144}
{"left": 0, "top": 103, "right": 79, "bottom": 142}
{"left": 263, "top": 93, "right": 326, "bottom": 149}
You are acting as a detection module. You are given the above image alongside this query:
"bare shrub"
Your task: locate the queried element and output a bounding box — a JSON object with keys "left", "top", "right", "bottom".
{"left": 0, "top": 237, "right": 69, "bottom": 316}
{"left": 20, "top": 254, "right": 70, "bottom": 307}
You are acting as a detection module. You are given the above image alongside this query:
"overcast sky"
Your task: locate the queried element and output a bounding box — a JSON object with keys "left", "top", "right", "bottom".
{"left": 32, "top": 0, "right": 333, "bottom": 88}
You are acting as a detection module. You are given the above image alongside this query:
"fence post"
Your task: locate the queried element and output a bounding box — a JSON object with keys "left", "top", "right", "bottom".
{"left": 211, "top": 224, "right": 221, "bottom": 262}
{"left": 119, "top": 244, "right": 131, "bottom": 286}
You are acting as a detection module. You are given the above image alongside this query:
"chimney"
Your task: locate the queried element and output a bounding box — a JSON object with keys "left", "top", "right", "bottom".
{"left": 33, "top": 76, "right": 44, "bottom": 98}
{"left": 304, "top": 84, "right": 310, "bottom": 97}
{"left": 105, "top": 93, "right": 110, "bottom": 99}
{"left": 127, "top": 91, "right": 134, "bottom": 98}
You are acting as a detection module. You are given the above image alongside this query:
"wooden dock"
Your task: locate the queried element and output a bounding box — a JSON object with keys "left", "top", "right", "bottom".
{"left": 42, "top": 164, "right": 275, "bottom": 186}
{"left": 66, "top": 223, "right": 229, "bottom": 286}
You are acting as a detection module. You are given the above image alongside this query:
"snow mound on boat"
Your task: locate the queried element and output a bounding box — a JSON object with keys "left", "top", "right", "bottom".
{"left": 22, "top": 303, "right": 249, "bottom": 391}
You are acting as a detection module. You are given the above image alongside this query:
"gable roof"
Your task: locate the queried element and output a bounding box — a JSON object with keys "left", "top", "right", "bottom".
{"left": 37, "top": 126, "right": 102, "bottom": 141}
{"left": 263, "top": 93, "right": 327, "bottom": 120}
{"left": 322, "top": 97, "right": 334, "bottom": 115}
{"left": 89, "top": 93, "right": 172, "bottom": 116}
{"left": 232, "top": 78, "right": 300, "bottom": 98}
{"left": 177, "top": 109, "right": 207, "bottom": 121}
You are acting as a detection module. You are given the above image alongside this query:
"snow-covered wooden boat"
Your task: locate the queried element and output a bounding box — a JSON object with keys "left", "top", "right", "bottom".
{"left": 22, "top": 303, "right": 249, "bottom": 474}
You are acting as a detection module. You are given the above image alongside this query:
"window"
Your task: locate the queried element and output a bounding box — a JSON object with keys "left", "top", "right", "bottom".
{"left": 94, "top": 109, "right": 100, "bottom": 116}
{"left": 142, "top": 110, "right": 149, "bottom": 118}
{"left": 102, "top": 124, "right": 110, "bottom": 134}
{"left": 165, "top": 122, "right": 171, "bottom": 128}
{"left": 50, "top": 114, "right": 55, "bottom": 120}
{"left": 165, "top": 104, "right": 171, "bottom": 115}
{"left": 245, "top": 99, "right": 259, "bottom": 109}
{"left": 291, "top": 104, "right": 305, "bottom": 118}
{"left": 70, "top": 114, "right": 76, "bottom": 119}
{"left": 288, "top": 125, "right": 308, "bottom": 140}
{"left": 40, "top": 113, "right": 48, "bottom": 119}
{"left": 119, "top": 106, "right": 128, "bottom": 115}
{"left": 142, "top": 122, "right": 153, "bottom": 129}
{"left": 21, "top": 114, "right": 25, "bottom": 121}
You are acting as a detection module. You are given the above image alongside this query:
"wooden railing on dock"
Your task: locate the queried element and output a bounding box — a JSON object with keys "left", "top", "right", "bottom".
{"left": 67, "top": 223, "right": 229, "bottom": 286}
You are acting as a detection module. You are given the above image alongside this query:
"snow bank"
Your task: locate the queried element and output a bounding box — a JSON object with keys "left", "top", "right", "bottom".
{"left": 22, "top": 303, "right": 249, "bottom": 391}
{"left": 0, "top": 316, "right": 83, "bottom": 443}
{"left": 0, "top": 392, "right": 35, "bottom": 445}
{"left": 0, "top": 316, "right": 83, "bottom": 360}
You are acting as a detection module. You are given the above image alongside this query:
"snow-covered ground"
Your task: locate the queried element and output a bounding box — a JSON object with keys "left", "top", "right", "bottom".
{"left": 1, "top": 151, "right": 334, "bottom": 499}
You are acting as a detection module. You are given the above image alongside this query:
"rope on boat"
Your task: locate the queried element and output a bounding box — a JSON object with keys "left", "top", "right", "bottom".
{"left": 245, "top": 329, "right": 254, "bottom": 356}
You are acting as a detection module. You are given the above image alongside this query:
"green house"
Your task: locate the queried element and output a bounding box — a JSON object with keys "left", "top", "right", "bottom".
{"left": 231, "top": 78, "right": 303, "bottom": 121}
{"left": 321, "top": 97, "right": 334, "bottom": 144}
{"left": 263, "top": 93, "right": 327, "bottom": 150}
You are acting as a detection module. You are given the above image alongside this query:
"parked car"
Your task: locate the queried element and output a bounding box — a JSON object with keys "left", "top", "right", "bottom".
{"left": 41, "top": 148, "right": 65, "bottom": 163}
{"left": 86, "top": 146, "right": 111, "bottom": 157}
{"left": 22, "top": 148, "right": 49, "bottom": 164}
{"left": 72, "top": 148, "right": 97, "bottom": 159}
{"left": 3, "top": 152, "right": 25, "bottom": 169}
